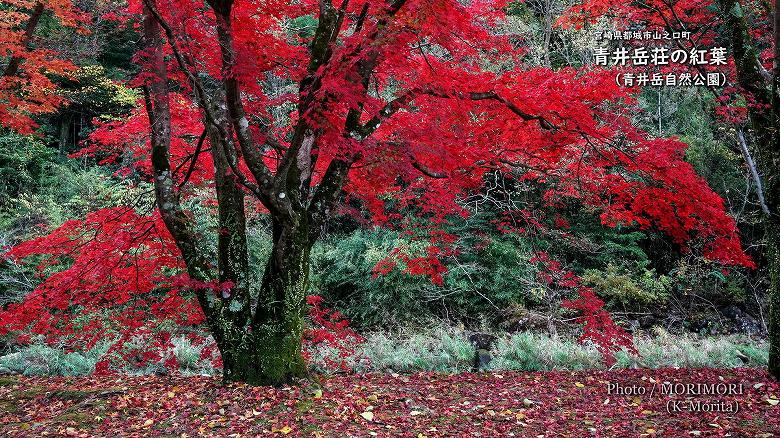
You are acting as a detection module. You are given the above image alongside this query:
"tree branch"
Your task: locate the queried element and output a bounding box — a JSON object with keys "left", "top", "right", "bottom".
{"left": 140, "top": 0, "right": 284, "bottom": 215}
{"left": 176, "top": 128, "right": 208, "bottom": 189}
{"left": 738, "top": 128, "right": 771, "bottom": 215}
{"left": 2, "top": 2, "right": 45, "bottom": 78}
{"left": 359, "top": 88, "right": 557, "bottom": 138}
{"left": 141, "top": 2, "right": 217, "bottom": 317}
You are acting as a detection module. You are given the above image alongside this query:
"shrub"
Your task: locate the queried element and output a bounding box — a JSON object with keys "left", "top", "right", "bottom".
{"left": 582, "top": 263, "right": 671, "bottom": 308}
{"left": 356, "top": 326, "right": 475, "bottom": 373}
{"left": 0, "top": 342, "right": 108, "bottom": 376}
{"left": 490, "top": 332, "right": 602, "bottom": 371}
{"left": 310, "top": 228, "right": 537, "bottom": 329}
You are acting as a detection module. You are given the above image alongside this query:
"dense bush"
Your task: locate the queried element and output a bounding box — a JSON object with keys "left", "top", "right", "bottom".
{"left": 310, "top": 228, "right": 538, "bottom": 329}
{"left": 0, "top": 343, "right": 108, "bottom": 376}
{"left": 582, "top": 263, "right": 671, "bottom": 309}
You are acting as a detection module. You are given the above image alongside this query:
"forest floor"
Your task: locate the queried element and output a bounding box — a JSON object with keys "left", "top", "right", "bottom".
{"left": 1, "top": 368, "right": 778, "bottom": 437}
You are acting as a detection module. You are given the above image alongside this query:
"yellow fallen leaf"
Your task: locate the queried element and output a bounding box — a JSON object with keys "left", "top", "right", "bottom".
{"left": 143, "top": 419, "right": 154, "bottom": 427}
{"left": 313, "top": 389, "right": 323, "bottom": 399}
{"left": 360, "top": 411, "right": 374, "bottom": 421}
{"left": 766, "top": 398, "right": 779, "bottom": 406}
{"left": 272, "top": 425, "right": 292, "bottom": 434}
{"left": 367, "top": 394, "right": 378, "bottom": 402}
{"left": 418, "top": 434, "right": 428, "bottom": 438}
{"left": 575, "top": 382, "right": 585, "bottom": 388}
{"left": 167, "top": 391, "right": 176, "bottom": 398}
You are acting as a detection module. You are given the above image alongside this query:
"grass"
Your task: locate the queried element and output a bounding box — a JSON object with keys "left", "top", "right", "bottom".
{"left": 331, "top": 327, "right": 767, "bottom": 373}
{"left": 0, "top": 326, "right": 768, "bottom": 377}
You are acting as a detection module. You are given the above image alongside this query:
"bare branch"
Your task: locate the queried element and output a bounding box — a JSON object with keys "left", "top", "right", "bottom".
{"left": 737, "top": 128, "right": 771, "bottom": 215}
{"left": 359, "top": 88, "right": 557, "bottom": 138}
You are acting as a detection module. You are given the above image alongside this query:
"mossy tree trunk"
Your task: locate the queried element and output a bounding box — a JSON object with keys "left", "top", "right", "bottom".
{"left": 769, "top": 221, "right": 780, "bottom": 378}
{"left": 717, "top": 0, "right": 780, "bottom": 379}
{"left": 219, "top": 220, "right": 312, "bottom": 385}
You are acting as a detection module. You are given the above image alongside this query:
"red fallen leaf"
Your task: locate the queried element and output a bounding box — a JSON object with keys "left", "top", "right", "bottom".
{"left": 0, "top": 368, "right": 777, "bottom": 435}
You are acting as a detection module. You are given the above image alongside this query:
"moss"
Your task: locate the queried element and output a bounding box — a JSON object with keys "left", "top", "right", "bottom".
{"left": 0, "top": 400, "right": 21, "bottom": 414}
{"left": 13, "top": 385, "right": 47, "bottom": 399}
{"left": 221, "top": 320, "right": 307, "bottom": 386}
{"left": 54, "top": 411, "right": 94, "bottom": 426}
{"left": 296, "top": 398, "right": 314, "bottom": 414}
{"left": 49, "top": 389, "right": 97, "bottom": 401}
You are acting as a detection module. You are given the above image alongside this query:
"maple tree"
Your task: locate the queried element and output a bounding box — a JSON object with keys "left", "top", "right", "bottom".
{"left": 561, "top": 0, "right": 780, "bottom": 377}
{"left": 0, "top": 0, "right": 757, "bottom": 385}
{"left": 0, "top": 1, "right": 84, "bottom": 134}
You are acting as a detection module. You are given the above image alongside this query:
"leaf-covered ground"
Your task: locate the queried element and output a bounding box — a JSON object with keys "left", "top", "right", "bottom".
{"left": 1, "top": 368, "right": 778, "bottom": 436}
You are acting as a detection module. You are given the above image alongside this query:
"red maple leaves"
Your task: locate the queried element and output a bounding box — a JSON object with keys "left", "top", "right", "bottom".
{"left": 0, "top": 1, "right": 87, "bottom": 133}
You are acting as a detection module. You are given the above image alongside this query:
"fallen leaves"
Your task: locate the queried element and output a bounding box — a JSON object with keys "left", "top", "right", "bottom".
{"left": 0, "top": 368, "right": 777, "bottom": 436}
{"left": 271, "top": 425, "right": 292, "bottom": 434}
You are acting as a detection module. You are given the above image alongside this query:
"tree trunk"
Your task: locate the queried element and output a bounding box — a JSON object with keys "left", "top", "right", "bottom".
{"left": 769, "top": 220, "right": 780, "bottom": 377}
{"left": 219, "top": 321, "right": 307, "bottom": 386}
{"left": 218, "top": 219, "right": 312, "bottom": 386}
{"left": 717, "top": 0, "right": 780, "bottom": 379}
{"left": 2, "top": 2, "right": 44, "bottom": 79}
{"left": 141, "top": 0, "right": 321, "bottom": 386}
{"left": 59, "top": 112, "right": 72, "bottom": 155}
{"left": 769, "top": 0, "right": 780, "bottom": 379}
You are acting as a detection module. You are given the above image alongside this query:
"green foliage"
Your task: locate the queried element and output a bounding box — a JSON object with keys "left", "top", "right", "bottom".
{"left": 490, "top": 332, "right": 602, "bottom": 371}
{"left": 285, "top": 15, "right": 318, "bottom": 39}
{"left": 669, "top": 256, "right": 748, "bottom": 304}
{"left": 310, "top": 227, "right": 537, "bottom": 329}
{"left": 351, "top": 328, "right": 768, "bottom": 373}
{"left": 0, "top": 132, "right": 57, "bottom": 209}
{"left": 0, "top": 342, "right": 108, "bottom": 376}
{"left": 583, "top": 263, "right": 671, "bottom": 308}
{"left": 615, "top": 330, "right": 768, "bottom": 368}
{"left": 171, "top": 336, "right": 216, "bottom": 375}
{"left": 60, "top": 65, "right": 138, "bottom": 116}
{"left": 355, "top": 327, "right": 475, "bottom": 373}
